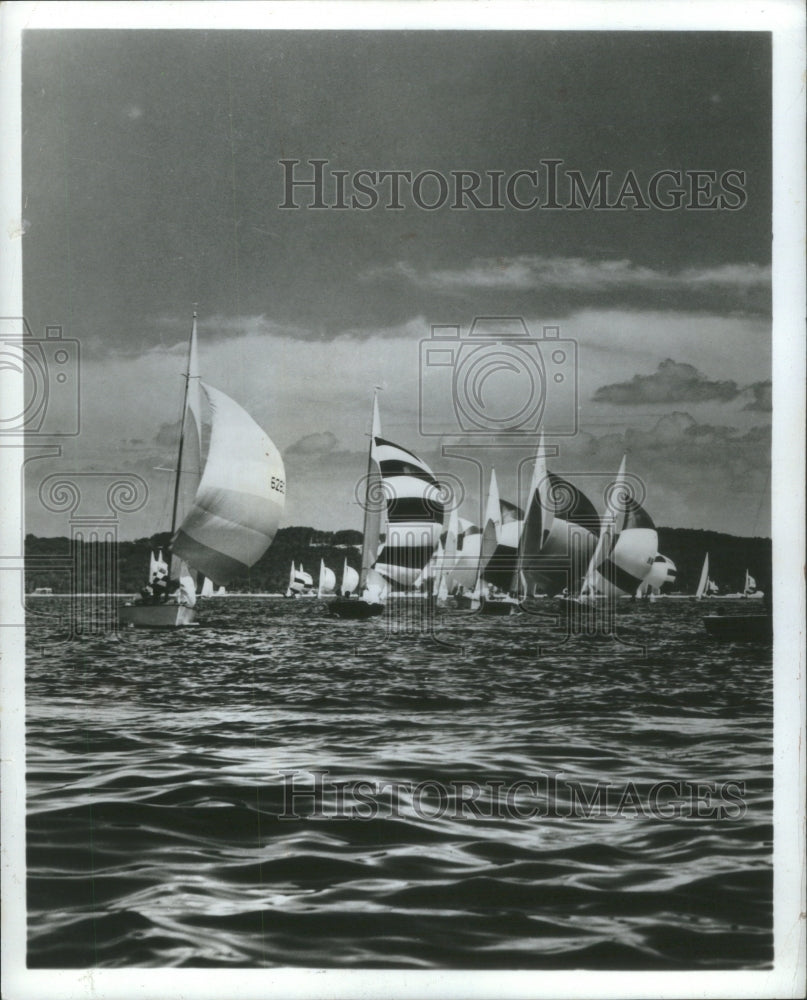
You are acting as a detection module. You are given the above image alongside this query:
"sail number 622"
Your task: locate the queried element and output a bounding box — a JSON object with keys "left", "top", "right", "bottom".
{"left": 271, "top": 476, "right": 286, "bottom": 495}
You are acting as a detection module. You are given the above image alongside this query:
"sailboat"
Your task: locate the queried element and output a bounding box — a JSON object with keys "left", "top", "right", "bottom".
{"left": 454, "top": 469, "right": 518, "bottom": 614}
{"left": 742, "top": 570, "right": 763, "bottom": 599}
{"left": 518, "top": 432, "right": 599, "bottom": 600}
{"left": 330, "top": 392, "right": 387, "bottom": 619}
{"left": 285, "top": 561, "right": 315, "bottom": 598}
{"left": 371, "top": 417, "right": 445, "bottom": 592}
{"left": 634, "top": 554, "right": 677, "bottom": 600}
{"left": 724, "top": 568, "right": 765, "bottom": 599}
{"left": 119, "top": 311, "right": 285, "bottom": 627}
{"left": 429, "top": 506, "right": 458, "bottom": 604}
{"left": 580, "top": 456, "right": 657, "bottom": 602}
{"left": 339, "top": 557, "right": 360, "bottom": 597}
{"left": 703, "top": 568, "right": 771, "bottom": 639}
{"left": 449, "top": 518, "right": 482, "bottom": 596}
{"left": 694, "top": 554, "right": 720, "bottom": 599}
{"left": 317, "top": 559, "right": 337, "bottom": 599}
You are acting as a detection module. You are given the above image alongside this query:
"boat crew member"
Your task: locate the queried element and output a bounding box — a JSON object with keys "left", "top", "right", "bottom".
{"left": 152, "top": 571, "right": 169, "bottom": 602}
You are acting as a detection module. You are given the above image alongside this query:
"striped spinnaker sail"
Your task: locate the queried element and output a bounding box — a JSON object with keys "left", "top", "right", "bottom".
{"left": 481, "top": 497, "right": 524, "bottom": 593}
{"left": 643, "top": 554, "right": 677, "bottom": 594}
{"left": 583, "top": 457, "right": 657, "bottom": 598}
{"left": 172, "top": 382, "right": 285, "bottom": 583}
{"left": 519, "top": 436, "right": 599, "bottom": 597}
{"left": 373, "top": 434, "right": 445, "bottom": 588}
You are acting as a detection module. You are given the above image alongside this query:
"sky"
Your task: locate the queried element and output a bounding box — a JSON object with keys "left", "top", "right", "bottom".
{"left": 20, "top": 29, "right": 772, "bottom": 539}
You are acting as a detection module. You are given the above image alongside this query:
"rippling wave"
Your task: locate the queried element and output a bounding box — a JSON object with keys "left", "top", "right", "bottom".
{"left": 26, "top": 597, "right": 772, "bottom": 968}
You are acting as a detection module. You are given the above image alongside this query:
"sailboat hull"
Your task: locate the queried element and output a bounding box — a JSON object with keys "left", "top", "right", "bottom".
{"left": 330, "top": 597, "right": 385, "bottom": 619}
{"left": 454, "top": 593, "right": 479, "bottom": 611}
{"left": 480, "top": 597, "right": 520, "bottom": 616}
{"left": 119, "top": 602, "right": 197, "bottom": 629}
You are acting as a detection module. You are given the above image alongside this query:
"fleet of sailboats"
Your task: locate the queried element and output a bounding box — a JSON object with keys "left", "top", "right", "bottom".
{"left": 118, "top": 324, "right": 766, "bottom": 628}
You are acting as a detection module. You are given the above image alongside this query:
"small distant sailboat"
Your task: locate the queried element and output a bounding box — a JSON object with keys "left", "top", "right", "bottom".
{"left": 742, "top": 570, "right": 763, "bottom": 599}
{"left": 724, "top": 568, "right": 765, "bottom": 599}
{"left": 339, "top": 557, "right": 360, "bottom": 597}
{"left": 200, "top": 576, "right": 215, "bottom": 598}
{"left": 285, "top": 561, "right": 315, "bottom": 598}
{"left": 331, "top": 392, "right": 387, "bottom": 619}
{"left": 317, "top": 559, "right": 337, "bottom": 599}
{"left": 120, "top": 311, "right": 285, "bottom": 627}
{"left": 695, "top": 554, "right": 720, "bottom": 599}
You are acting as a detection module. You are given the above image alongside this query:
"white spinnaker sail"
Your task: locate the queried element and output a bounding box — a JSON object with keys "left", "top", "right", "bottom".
{"left": 172, "top": 382, "right": 285, "bottom": 583}
{"left": 523, "top": 431, "right": 554, "bottom": 548}
{"left": 583, "top": 455, "right": 627, "bottom": 596}
{"left": 473, "top": 469, "right": 503, "bottom": 596}
{"left": 695, "top": 554, "right": 710, "bottom": 598}
{"left": 318, "top": 560, "right": 336, "bottom": 596}
{"left": 341, "top": 558, "right": 360, "bottom": 595}
{"left": 363, "top": 567, "right": 388, "bottom": 604}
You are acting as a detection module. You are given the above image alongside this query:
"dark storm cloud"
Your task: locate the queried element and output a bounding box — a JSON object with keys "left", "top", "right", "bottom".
{"left": 592, "top": 359, "right": 741, "bottom": 405}
{"left": 22, "top": 30, "right": 771, "bottom": 355}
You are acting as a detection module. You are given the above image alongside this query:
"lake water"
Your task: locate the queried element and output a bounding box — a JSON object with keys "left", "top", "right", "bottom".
{"left": 25, "top": 596, "right": 772, "bottom": 969}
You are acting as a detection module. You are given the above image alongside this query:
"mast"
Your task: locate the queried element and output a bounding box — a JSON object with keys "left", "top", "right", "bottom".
{"left": 170, "top": 309, "right": 197, "bottom": 538}
{"left": 359, "top": 389, "right": 382, "bottom": 591}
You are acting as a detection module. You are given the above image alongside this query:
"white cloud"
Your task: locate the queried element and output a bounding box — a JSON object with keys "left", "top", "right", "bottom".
{"left": 366, "top": 255, "right": 772, "bottom": 298}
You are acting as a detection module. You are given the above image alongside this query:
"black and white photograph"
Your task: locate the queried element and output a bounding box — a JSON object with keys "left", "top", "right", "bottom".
{"left": 1, "top": 2, "right": 804, "bottom": 998}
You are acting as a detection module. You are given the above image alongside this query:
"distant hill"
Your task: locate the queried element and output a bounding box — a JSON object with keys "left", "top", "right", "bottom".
{"left": 23, "top": 525, "right": 770, "bottom": 596}
{"left": 24, "top": 527, "right": 363, "bottom": 595}
{"left": 655, "top": 527, "right": 771, "bottom": 595}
